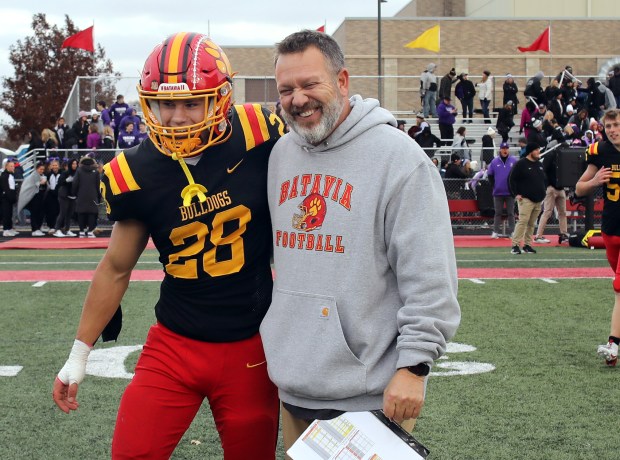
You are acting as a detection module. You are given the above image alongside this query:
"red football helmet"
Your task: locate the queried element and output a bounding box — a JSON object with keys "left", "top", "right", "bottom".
{"left": 138, "top": 32, "right": 235, "bottom": 158}
{"left": 292, "top": 194, "right": 327, "bottom": 232}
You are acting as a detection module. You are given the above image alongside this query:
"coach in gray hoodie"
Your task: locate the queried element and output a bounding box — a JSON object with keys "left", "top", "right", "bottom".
{"left": 261, "top": 30, "right": 461, "bottom": 454}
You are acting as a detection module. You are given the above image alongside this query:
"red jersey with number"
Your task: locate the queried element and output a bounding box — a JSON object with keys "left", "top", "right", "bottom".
{"left": 101, "top": 104, "right": 284, "bottom": 341}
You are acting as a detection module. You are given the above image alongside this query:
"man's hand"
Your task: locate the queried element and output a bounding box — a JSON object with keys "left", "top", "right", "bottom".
{"left": 593, "top": 166, "right": 612, "bottom": 186}
{"left": 52, "top": 339, "right": 91, "bottom": 414}
{"left": 382, "top": 368, "right": 426, "bottom": 423}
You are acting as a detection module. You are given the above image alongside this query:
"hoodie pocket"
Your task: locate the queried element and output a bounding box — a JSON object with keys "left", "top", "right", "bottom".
{"left": 260, "top": 288, "right": 367, "bottom": 400}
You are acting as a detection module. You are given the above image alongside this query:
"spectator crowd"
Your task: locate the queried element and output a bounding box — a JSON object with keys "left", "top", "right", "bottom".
{"left": 0, "top": 94, "right": 153, "bottom": 238}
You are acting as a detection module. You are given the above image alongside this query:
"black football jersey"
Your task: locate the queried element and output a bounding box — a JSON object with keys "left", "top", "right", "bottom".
{"left": 101, "top": 104, "right": 285, "bottom": 341}
{"left": 586, "top": 141, "right": 620, "bottom": 236}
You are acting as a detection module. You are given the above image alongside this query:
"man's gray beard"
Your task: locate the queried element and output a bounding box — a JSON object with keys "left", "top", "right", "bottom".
{"left": 283, "top": 97, "right": 345, "bottom": 145}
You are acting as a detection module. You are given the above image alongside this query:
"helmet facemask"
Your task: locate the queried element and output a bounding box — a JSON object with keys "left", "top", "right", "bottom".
{"left": 139, "top": 80, "right": 232, "bottom": 159}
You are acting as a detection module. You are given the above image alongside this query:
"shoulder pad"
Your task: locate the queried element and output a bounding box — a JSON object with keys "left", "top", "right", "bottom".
{"left": 102, "top": 152, "right": 141, "bottom": 195}
{"left": 234, "top": 103, "right": 283, "bottom": 151}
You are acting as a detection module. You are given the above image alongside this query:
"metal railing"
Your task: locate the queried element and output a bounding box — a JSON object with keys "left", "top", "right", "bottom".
{"left": 61, "top": 74, "right": 602, "bottom": 123}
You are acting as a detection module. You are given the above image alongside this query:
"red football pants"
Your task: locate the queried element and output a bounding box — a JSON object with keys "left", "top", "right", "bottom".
{"left": 111, "top": 323, "right": 279, "bottom": 459}
{"left": 603, "top": 233, "right": 620, "bottom": 292}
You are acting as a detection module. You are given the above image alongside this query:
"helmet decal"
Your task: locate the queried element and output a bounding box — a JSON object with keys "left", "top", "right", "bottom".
{"left": 292, "top": 193, "right": 327, "bottom": 232}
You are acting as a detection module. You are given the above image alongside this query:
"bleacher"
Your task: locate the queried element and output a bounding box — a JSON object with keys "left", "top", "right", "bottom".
{"left": 394, "top": 111, "right": 522, "bottom": 161}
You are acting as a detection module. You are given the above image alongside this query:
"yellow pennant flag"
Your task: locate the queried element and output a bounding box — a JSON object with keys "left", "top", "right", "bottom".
{"left": 404, "top": 25, "right": 440, "bottom": 52}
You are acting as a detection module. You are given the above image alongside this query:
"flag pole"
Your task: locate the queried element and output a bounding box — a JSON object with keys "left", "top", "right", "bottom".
{"left": 548, "top": 21, "right": 552, "bottom": 90}
{"left": 91, "top": 20, "right": 95, "bottom": 76}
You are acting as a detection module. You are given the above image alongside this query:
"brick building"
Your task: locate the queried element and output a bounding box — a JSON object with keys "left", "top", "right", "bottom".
{"left": 223, "top": 0, "right": 620, "bottom": 113}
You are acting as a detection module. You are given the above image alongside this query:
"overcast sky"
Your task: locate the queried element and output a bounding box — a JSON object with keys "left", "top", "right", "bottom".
{"left": 0, "top": 1, "right": 411, "bottom": 84}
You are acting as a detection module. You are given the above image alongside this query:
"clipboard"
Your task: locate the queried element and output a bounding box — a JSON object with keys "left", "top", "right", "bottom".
{"left": 370, "top": 410, "right": 430, "bottom": 459}
{"left": 287, "top": 410, "right": 430, "bottom": 460}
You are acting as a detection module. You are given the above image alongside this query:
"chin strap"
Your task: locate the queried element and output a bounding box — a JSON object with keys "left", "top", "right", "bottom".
{"left": 171, "top": 152, "right": 208, "bottom": 206}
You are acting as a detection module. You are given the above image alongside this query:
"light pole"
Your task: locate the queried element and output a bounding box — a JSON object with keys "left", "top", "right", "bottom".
{"left": 378, "top": 0, "right": 387, "bottom": 105}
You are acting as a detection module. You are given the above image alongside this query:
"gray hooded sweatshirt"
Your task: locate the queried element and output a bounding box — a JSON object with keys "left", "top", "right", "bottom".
{"left": 261, "top": 95, "right": 461, "bottom": 412}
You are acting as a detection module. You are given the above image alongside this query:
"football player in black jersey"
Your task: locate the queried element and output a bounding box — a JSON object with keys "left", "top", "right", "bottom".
{"left": 53, "top": 32, "right": 285, "bottom": 459}
{"left": 576, "top": 108, "right": 620, "bottom": 367}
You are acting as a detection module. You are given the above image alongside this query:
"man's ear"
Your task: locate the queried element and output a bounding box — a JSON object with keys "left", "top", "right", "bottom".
{"left": 337, "top": 68, "right": 349, "bottom": 97}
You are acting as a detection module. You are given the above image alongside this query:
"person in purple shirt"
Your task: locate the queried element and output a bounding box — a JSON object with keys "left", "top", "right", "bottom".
{"left": 86, "top": 124, "right": 101, "bottom": 151}
{"left": 117, "top": 122, "right": 138, "bottom": 150}
{"left": 486, "top": 142, "right": 518, "bottom": 238}
{"left": 97, "top": 100, "right": 111, "bottom": 126}
{"left": 118, "top": 107, "right": 141, "bottom": 135}
{"left": 109, "top": 94, "right": 129, "bottom": 142}
{"left": 136, "top": 121, "right": 149, "bottom": 144}
{"left": 437, "top": 95, "right": 457, "bottom": 146}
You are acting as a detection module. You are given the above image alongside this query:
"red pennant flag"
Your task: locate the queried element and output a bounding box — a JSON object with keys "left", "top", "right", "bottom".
{"left": 316, "top": 25, "right": 325, "bottom": 33}
{"left": 61, "top": 26, "right": 94, "bottom": 53}
{"left": 517, "top": 27, "right": 550, "bottom": 53}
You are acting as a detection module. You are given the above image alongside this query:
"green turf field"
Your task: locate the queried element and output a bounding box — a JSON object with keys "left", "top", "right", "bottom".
{"left": 0, "top": 247, "right": 618, "bottom": 459}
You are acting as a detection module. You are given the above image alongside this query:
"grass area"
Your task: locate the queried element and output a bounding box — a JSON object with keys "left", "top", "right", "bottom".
{"left": 0, "top": 247, "right": 618, "bottom": 459}
{"left": 455, "top": 246, "right": 609, "bottom": 269}
{"left": 0, "top": 249, "right": 161, "bottom": 271}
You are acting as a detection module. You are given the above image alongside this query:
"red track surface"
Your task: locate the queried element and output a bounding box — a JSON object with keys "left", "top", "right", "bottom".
{"left": 0, "top": 267, "right": 610, "bottom": 282}
{"left": 0, "top": 237, "right": 155, "bottom": 250}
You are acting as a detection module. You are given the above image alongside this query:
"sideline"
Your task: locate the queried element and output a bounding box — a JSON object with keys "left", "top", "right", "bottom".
{"left": 0, "top": 267, "right": 611, "bottom": 282}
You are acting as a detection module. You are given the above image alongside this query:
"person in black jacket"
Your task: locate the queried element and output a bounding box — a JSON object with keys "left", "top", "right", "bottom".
{"left": 439, "top": 68, "right": 457, "bottom": 101}
{"left": 44, "top": 158, "right": 62, "bottom": 233}
{"left": 524, "top": 71, "right": 546, "bottom": 106}
{"left": 1, "top": 159, "right": 19, "bottom": 237}
{"left": 609, "top": 66, "right": 620, "bottom": 109}
{"left": 415, "top": 125, "right": 442, "bottom": 158}
{"left": 508, "top": 143, "right": 547, "bottom": 254}
{"left": 533, "top": 147, "right": 569, "bottom": 244}
{"left": 54, "top": 117, "right": 70, "bottom": 149}
{"left": 527, "top": 119, "right": 548, "bottom": 150}
{"left": 455, "top": 73, "right": 476, "bottom": 123}
{"left": 481, "top": 127, "right": 496, "bottom": 166}
{"left": 503, "top": 74, "right": 519, "bottom": 115}
{"left": 71, "top": 112, "right": 90, "bottom": 153}
{"left": 71, "top": 155, "right": 100, "bottom": 238}
{"left": 53, "top": 158, "right": 79, "bottom": 237}
{"left": 496, "top": 101, "right": 515, "bottom": 143}
{"left": 444, "top": 153, "right": 469, "bottom": 179}
{"left": 586, "top": 77, "right": 605, "bottom": 120}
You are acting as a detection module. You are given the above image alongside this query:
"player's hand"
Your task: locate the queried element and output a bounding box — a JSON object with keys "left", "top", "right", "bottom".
{"left": 383, "top": 368, "right": 426, "bottom": 423}
{"left": 594, "top": 167, "right": 612, "bottom": 185}
{"left": 52, "top": 339, "right": 91, "bottom": 414}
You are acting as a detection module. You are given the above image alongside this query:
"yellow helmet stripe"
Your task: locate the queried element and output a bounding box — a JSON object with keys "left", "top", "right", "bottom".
{"left": 167, "top": 32, "right": 188, "bottom": 84}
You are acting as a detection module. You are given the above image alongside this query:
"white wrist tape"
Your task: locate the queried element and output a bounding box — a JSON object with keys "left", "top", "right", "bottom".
{"left": 57, "top": 339, "right": 91, "bottom": 385}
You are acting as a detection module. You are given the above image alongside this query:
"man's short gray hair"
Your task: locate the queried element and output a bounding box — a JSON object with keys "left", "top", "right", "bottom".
{"left": 275, "top": 29, "right": 345, "bottom": 75}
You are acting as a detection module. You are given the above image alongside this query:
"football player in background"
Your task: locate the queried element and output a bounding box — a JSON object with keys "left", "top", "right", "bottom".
{"left": 576, "top": 108, "right": 620, "bottom": 367}
{"left": 52, "top": 32, "right": 284, "bottom": 459}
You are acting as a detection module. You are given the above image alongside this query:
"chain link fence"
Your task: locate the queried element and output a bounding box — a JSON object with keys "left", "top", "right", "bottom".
{"left": 444, "top": 178, "right": 603, "bottom": 234}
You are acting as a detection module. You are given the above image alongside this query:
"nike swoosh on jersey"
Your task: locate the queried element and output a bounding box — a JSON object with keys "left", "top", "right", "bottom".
{"left": 227, "top": 159, "right": 244, "bottom": 174}
{"left": 246, "top": 360, "right": 266, "bottom": 368}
